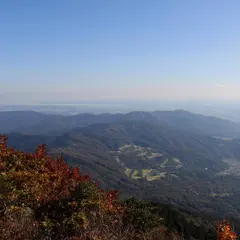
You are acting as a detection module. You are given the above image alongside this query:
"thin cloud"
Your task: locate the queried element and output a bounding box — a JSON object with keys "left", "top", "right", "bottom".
{"left": 2, "top": 84, "right": 240, "bottom": 104}
{"left": 216, "top": 84, "right": 227, "bottom": 88}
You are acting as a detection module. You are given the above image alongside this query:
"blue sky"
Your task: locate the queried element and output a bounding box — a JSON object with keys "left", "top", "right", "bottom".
{"left": 1, "top": 0, "right": 240, "bottom": 103}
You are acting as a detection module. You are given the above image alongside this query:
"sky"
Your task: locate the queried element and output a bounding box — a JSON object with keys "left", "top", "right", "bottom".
{"left": 1, "top": 0, "right": 240, "bottom": 104}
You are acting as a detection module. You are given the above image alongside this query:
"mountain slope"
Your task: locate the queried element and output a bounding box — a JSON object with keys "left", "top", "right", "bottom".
{"left": 5, "top": 136, "right": 239, "bottom": 240}
{"left": 0, "top": 111, "right": 47, "bottom": 133}
{"left": 3, "top": 110, "right": 240, "bottom": 222}
{"left": 1, "top": 110, "right": 240, "bottom": 138}
{"left": 152, "top": 110, "right": 240, "bottom": 137}
{"left": 6, "top": 119, "right": 240, "bottom": 221}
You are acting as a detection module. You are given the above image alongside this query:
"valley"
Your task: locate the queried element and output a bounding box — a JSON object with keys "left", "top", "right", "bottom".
{"left": 2, "top": 110, "right": 240, "bottom": 224}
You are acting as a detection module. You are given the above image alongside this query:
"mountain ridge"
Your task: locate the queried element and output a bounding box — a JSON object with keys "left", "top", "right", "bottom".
{"left": 1, "top": 109, "right": 240, "bottom": 138}
{"left": 2, "top": 110, "right": 240, "bottom": 222}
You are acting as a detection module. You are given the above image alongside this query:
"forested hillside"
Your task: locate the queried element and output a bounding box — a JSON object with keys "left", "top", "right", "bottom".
{"left": 5, "top": 120, "right": 240, "bottom": 222}
{"left": 1, "top": 110, "right": 240, "bottom": 239}
{"left": 0, "top": 135, "right": 237, "bottom": 239}
{"left": 1, "top": 110, "right": 240, "bottom": 137}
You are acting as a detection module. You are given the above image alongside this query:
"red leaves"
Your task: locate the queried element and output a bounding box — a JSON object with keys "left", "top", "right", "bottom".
{"left": 45, "top": 158, "right": 55, "bottom": 172}
{"left": 72, "top": 167, "right": 81, "bottom": 180}
{"left": 0, "top": 135, "right": 8, "bottom": 150}
{"left": 216, "top": 220, "right": 237, "bottom": 240}
{"left": 0, "top": 135, "right": 8, "bottom": 169}
{"left": 107, "top": 189, "right": 119, "bottom": 208}
{"left": 0, "top": 136, "right": 123, "bottom": 213}
{"left": 36, "top": 144, "right": 47, "bottom": 159}
{"left": 0, "top": 139, "right": 84, "bottom": 204}
{"left": 0, "top": 135, "right": 126, "bottom": 239}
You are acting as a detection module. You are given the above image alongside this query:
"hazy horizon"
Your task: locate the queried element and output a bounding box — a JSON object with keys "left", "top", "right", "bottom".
{"left": 2, "top": 84, "right": 240, "bottom": 104}
{"left": 2, "top": 98, "right": 240, "bottom": 122}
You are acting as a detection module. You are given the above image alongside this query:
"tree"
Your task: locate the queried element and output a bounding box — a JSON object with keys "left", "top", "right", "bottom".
{"left": 216, "top": 220, "right": 237, "bottom": 240}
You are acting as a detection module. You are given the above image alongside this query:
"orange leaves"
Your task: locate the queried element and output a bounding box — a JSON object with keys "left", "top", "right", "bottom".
{"left": 72, "top": 167, "right": 81, "bottom": 180}
{"left": 216, "top": 220, "right": 237, "bottom": 240}
{"left": 36, "top": 144, "right": 47, "bottom": 159}
{"left": 0, "top": 135, "right": 7, "bottom": 150}
{"left": 106, "top": 189, "right": 121, "bottom": 211}
{"left": 0, "top": 135, "right": 10, "bottom": 170}
{"left": 0, "top": 135, "right": 125, "bottom": 239}
{"left": 0, "top": 137, "right": 85, "bottom": 204}
{"left": 0, "top": 135, "right": 122, "bottom": 213}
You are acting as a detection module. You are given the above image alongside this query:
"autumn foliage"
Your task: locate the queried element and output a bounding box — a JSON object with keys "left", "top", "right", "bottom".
{"left": 0, "top": 135, "right": 123, "bottom": 239}
{"left": 0, "top": 135, "right": 238, "bottom": 240}
{"left": 216, "top": 220, "right": 237, "bottom": 240}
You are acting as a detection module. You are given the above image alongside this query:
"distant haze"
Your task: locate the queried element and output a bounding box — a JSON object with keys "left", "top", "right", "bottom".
{"left": 2, "top": 84, "right": 240, "bottom": 104}
{"left": 1, "top": 99, "right": 240, "bottom": 122}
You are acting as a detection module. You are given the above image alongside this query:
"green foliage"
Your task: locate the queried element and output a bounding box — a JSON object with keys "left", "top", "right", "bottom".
{"left": 123, "top": 198, "right": 162, "bottom": 231}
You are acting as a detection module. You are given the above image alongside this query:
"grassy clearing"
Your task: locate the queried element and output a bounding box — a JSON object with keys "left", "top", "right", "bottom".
{"left": 142, "top": 169, "right": 152, "bottom": 178}
{"left": 132, "top": 169, "right": 142, "bottom": 179}
{"left": 125, "top": 168, "right": 166, "bottom": 182}
{"left": 160, "top": 158, "right": 169, "bottom": 168}
{"left": 147, "top": 175, "right": 161, "bottom": 181}
{"left": 125, "top": 168, "right": 132, "bottom": 177}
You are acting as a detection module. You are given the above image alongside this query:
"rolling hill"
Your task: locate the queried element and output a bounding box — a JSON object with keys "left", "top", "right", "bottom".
{"left": 152, "top": 110, "right": 240, "bottom": 138}
{"left": 1, "top": 110, "right": 240, "bottom": 138}
{"left": 4, "top": 113, "right": 240, "bottom": 222}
